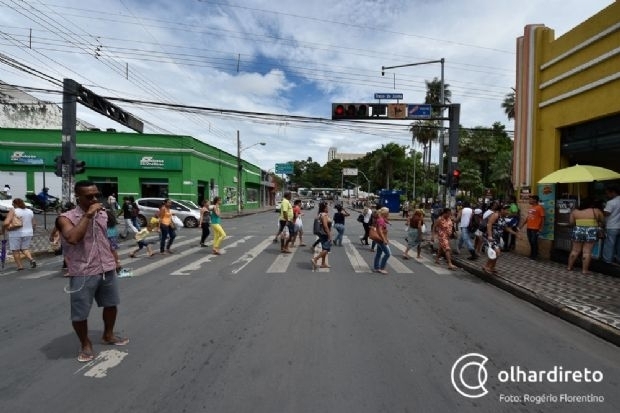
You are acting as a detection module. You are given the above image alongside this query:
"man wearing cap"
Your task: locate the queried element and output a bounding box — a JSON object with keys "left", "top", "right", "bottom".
{"left": 456, "top": 201, "right": 477, "bottom": 260}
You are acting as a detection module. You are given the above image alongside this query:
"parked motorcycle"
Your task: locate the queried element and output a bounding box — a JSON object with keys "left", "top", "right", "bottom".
{"left": 25, "top": 193, "right": 60, "bottom": 214}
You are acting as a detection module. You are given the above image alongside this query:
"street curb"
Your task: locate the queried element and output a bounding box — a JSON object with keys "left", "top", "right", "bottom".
{"left": 458, "top": 261, "right": 620, "bottom": 347}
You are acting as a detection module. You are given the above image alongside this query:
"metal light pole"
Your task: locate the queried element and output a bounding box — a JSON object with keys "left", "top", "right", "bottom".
{"left": 237, "top": 130, "right": 266, "bottom": 215}
{"left": 382, "top": 58, "right": 445, "bottom": 202}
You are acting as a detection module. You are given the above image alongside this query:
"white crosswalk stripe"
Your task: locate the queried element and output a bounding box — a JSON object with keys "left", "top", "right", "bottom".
{"left": 380, "top": 240, "right": 414, "bottom": 274}
{"left": 342, "top": 237, "right": 372, "bottom": 273}
{"left": 171, "top": 236, "right": 253, "bottom": 275}
{"left": 231, "top": 238, "right": 274, "bottom": 274}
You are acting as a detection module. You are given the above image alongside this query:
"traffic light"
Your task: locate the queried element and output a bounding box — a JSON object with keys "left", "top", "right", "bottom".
{"left": 332, "top": 103, "right": 369, "bottom": 120}
{"left": 451, "top": 169, "right": 461, "bottom": 189}
{"left": 438, "top": 173, "right": 448, "bottom": 186}
{"left": 72, "top": 159, "right": 86, "bottom": 175}
{"left": 54, "top": 156, "right": 63, "bottom": 177}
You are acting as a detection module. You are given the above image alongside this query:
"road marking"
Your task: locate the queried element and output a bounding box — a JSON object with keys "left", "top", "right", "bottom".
{"left": 21, "top": 270, "right": 58, "bottom": 279}
{"left": 343, "top": 237, "right": 372, "bottom": 273}
{"left": 267, "top": 241, "right": 297, "bottom": 273}
{"left": 123, "top": 237, "right": 214, "bottom": 277}
{"left": 231, "top": 237, "right": 273, "bottom": 274}
{"left": 76, "top": 349, "right": 128, "bottom": 378}
{"left": 380, "top": 239, "right": 414, "bottom": 274}
{"left": 171, "top": 236, "right": 253, "bottom": 275}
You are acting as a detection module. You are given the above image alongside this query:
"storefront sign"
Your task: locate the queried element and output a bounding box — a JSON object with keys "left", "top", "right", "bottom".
{"left": 139, "top": 156, "right": 165, "bottom": 169}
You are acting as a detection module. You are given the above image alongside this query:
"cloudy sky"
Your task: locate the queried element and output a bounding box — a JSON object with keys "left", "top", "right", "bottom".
{"left": 0, "top": 0, "right": 614, "bottom": 170}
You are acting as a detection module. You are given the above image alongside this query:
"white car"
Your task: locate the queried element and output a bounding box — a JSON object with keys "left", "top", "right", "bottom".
{"left": 135, "top": 197, "right": 201, "bottom": 228}
{"left": 0, "top": 191, "right": 33, "bottom": 214}
{"left": 275, "top": 201, "right": 282, "bottom": 212}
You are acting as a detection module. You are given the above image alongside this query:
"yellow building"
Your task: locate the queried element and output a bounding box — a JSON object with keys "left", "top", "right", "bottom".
{"left": 514, "top": 1, "right": 620, "bottom": 258}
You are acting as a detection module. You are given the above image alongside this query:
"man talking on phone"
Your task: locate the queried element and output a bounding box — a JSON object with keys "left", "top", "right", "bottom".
{"left": 56, "top": 180, "right": 129, "bottom": 363}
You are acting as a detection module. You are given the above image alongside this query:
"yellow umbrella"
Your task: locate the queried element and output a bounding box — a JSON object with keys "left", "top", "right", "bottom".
{"left": 538, "top": 164, "right": 620, "bottom": 184}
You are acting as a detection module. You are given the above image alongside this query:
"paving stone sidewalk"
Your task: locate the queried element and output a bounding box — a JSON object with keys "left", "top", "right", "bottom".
{"left": 450, "top": 250, "right": 620, "bottom": 346}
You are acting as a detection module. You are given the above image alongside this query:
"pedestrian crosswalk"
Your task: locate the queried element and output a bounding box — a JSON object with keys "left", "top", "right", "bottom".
{"left": 1, "top": 234, "right": 457, "bottom": 279}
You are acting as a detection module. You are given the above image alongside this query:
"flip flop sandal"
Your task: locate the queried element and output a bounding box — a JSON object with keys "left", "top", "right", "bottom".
{"left": 101, "top": 337, "right": 129, "bottom": 346}
{"left": 77, "top": 351, "right": 95, "bottom": 363}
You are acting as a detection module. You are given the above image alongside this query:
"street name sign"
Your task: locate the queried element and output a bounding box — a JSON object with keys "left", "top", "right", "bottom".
{"left": 374, "top": 93, "right": 403, "bottom": 100}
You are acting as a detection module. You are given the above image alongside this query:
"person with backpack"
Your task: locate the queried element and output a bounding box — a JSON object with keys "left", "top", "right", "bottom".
{"left": 403, "top": 209, "right": 424, "bottom": 260}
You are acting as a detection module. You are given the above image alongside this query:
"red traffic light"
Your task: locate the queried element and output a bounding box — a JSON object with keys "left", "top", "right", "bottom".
{"left": 332, "top": 103, "right": 369, "bottom": 120}
{"left": 333, "top": 104, "right": 345, "bottom": 118}
{"left": 452, "top": 169, "right": 461, "bottom": 177}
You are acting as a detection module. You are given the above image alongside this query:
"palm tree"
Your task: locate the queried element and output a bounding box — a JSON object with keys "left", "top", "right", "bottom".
{"left": 502, "top": 87, "right": 516, "bottom": 120}
{"left": 409, "top": 78, "right": 452, "bottom": 173}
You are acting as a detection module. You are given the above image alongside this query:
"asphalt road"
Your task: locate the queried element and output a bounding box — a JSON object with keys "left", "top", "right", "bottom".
{"left": 1, "top": 212, "right": 619, "bottom": 413}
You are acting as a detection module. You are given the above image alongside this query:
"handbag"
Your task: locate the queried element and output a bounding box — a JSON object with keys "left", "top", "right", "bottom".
{"left": 368, "top": 225, "right": 383, "bottom": 242}
{"left": 7, "top": 214, "right": 23, "bottom": 231}
{"left": 357, "top": 213, "right": 364, "bottom": 223}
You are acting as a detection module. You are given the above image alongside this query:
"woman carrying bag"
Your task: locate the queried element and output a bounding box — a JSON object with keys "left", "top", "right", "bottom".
{"left": 2, "top": 198, "right": 36, "bottom": 270}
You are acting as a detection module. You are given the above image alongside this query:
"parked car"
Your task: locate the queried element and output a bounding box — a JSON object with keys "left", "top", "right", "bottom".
{"left": 0, "top": 191, "right": 34, "bottom": 215}
{"left": 135, "top": 197, "right": 200, "bottom": 228}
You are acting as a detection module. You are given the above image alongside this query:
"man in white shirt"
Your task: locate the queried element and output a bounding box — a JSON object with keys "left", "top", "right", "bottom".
{"left": 456, "top": 201, "right": 477, "bottom": 260}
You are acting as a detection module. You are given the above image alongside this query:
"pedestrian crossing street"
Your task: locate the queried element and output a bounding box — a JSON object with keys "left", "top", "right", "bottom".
{"left": 2, "top": 234, "right": 456, "bottom": 279}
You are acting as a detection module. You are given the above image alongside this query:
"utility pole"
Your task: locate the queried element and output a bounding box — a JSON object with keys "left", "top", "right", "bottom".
{"left": 61, "top": 79, "right": 78, "bottom": 207}
{"left": 237, "top": 130, "right": 242, "bottom": 215}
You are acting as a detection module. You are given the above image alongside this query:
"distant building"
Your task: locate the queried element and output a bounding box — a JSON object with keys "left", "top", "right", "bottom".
{"left": 327, "top": 146, "right": 365, "bottom": 162}
{"left": 0, "top": 81, "right": 93, "bottom": 130}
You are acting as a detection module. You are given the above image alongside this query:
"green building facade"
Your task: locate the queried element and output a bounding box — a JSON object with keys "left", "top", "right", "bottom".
{"left": 0, "top": 128, "right": 273, "bottom": 212}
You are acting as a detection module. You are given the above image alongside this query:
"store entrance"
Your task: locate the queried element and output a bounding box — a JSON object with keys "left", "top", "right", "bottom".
{"left": 140, "top": 179, "right": 169, "bottom": 198}
{"left": 90, "top": 177, "right": 118, "bottom": 203}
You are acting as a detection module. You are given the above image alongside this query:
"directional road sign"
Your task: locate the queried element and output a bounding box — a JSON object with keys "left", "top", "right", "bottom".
{"left": 407, "top": 104, "right": 432, "bottom": 119}
{"left": 275, "top": 162, "right": 293, "bottom": 174}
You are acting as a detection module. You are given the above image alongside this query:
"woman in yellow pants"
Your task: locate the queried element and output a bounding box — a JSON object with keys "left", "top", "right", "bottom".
{"left": 210, "top": 196, "right": 226, "bottom": 255}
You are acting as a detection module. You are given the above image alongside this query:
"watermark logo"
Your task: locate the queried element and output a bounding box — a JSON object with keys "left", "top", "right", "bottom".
{"left": 450, "top": 353, "right": 489, "bottom": 398}
{"left": 451, "top": 352, "right": 606, "bottom": 404}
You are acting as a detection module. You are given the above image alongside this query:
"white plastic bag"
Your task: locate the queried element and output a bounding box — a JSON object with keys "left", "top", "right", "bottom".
{"left": 172, "top": 215, "right": 184, "bottom": 228}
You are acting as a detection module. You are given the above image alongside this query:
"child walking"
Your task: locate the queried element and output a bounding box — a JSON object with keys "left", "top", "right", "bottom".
{"left": 130, "top": 219, "right": 159, "bottom": 258}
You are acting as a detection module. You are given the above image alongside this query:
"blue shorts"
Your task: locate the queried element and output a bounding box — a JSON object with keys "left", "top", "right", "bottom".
{"left": 69, "top": 271, "right": 120, "bottom": 321}
{"left": 571, "top": 226, "right": 598, "bottom": 242}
